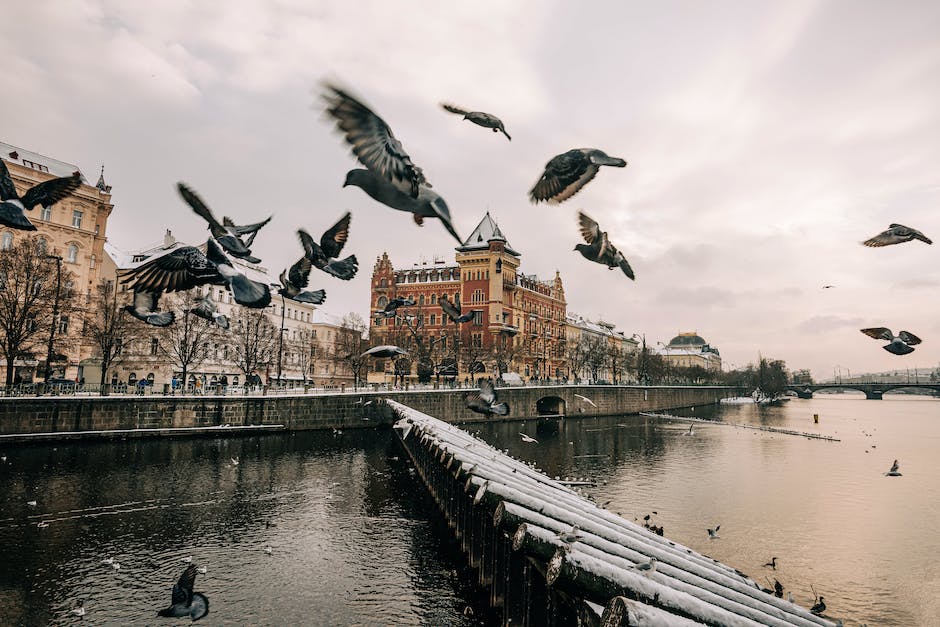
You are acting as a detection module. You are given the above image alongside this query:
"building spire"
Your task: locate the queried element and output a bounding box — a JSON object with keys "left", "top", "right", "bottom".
{"left": 96, "top": 164, "right": 112, "bottom": 192}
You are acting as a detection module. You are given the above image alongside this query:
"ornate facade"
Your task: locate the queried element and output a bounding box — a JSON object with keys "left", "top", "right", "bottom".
{"left": 657, "top": 332, "right": 722, "bottom": 371}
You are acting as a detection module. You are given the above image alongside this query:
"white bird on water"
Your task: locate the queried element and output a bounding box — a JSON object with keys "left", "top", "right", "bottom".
{"left": 707, "top": 524, "right": 721, "bottom": 539}
{"left": 37, "top": 521, "right": 49, "bottom": 529}
{"left": 519, "top": 433, "right": 538, "bottom": 444}
{"left": 197, "top": 565, "right": 208, "bottom": 574}
{"left": 574, "top": 394, "right": 597, "bottom": 407}
{"left": 27, "top": 500, "right": 37, "bottom": 507}
{"left": 72, "top": 599, "right": 86, "bottom": 617}
{"left": 263, "top": 546, "right": 274, "bottom": 555}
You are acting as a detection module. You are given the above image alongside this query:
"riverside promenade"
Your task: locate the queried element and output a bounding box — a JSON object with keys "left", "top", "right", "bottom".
{"left": 0, "top": 384, "right": 738, "bottom": 440}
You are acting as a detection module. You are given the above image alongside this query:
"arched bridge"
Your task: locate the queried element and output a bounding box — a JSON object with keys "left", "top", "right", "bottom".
{"left": 788, "top": 383, "right": 940, "bottom": 400}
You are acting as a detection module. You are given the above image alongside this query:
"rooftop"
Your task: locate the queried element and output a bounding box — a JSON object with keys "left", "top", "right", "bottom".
{"left": 0, "top": 141, "right": 88, "bottom": 181}
{"left": 457, "top": 212, "right": 519, "bottom": 256}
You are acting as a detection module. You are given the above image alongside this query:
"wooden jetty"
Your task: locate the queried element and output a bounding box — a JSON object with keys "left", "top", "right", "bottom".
{"left": 639, "top": 412, "right": 841, "bottom": 442}
{"left": 389, "top": 399, "right": 839, "bottom": 626}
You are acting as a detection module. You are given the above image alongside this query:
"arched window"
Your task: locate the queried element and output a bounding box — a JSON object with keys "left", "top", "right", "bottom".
{"left": 419, "top": 294, "right": 425, "bottom": 305}
{"left": 67, "top": 244, "right": 78, "bottom": 263}
{"left": 0, "top": 232, "right": 11, "bottom": 250}
{"left": 430, "top": 294, "right": 437, "bottom": 304}
{"left": 378, "top": 296, "right": 389, "bottom": 309}
{"left": 36, "top": 237, "right": 47, "bottom": 254}
{"left": 128, "top": 372, "right": 138, "bottom": 385}
{"left": 380, "top": 278, "right": 388, "bottom": 287}
{"left": 146, "top": 372, "right": 155, "bottom": 383}
{"left": 40, "top": 206, "right": 52, "bottom": 221}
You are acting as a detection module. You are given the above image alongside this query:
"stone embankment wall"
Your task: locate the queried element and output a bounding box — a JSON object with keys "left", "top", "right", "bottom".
{"left": 0, "top": 385, "right": 736, "bottom": 440}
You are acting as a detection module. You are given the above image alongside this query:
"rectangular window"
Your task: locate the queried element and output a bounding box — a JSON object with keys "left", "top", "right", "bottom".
{"left": 430, "top": 314, "right": 436, "bottom": 326}
{"left": 150, "top": 337, "right": 159, "bottom": 355}
{"left": 58, "top": 316, "right": 69, "bottom": 334}
{"left": 472, "top": 333, "right": 483, "bottom": 348}
{"left": 41, "top": 206, "right": 52, "bottom": 221}
{"left": 472, "top": 311, "right": 484, "bottom": 325}
{"left": 72, "top": 209, "right": 83, "bottom": 228}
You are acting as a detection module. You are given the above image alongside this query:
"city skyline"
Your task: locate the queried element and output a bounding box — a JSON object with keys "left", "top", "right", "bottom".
{"left": 3, "top": 1, "right": 939, "bottom": 378}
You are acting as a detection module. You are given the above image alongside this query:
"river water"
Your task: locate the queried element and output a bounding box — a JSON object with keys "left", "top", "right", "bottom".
{"left": 1, "top": 394, "right": 937, "bottom": 625}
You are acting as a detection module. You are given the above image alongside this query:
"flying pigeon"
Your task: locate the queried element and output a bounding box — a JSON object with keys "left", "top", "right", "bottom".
{"left": 275, "top": 246, "right": 326, "bottom": 304}
{"left": 0, "top": 159, "right": 82, "bottom": 231}
{"left": 862, "top": 224, "right": 932, "bottom": 247}
{"left": 298, "top": 213, "right": 358, "bottom": 281}
{"left": 707, "top": 524, "right": 721, "bottom": 539}
{"left": 439, "top": 294, "right": 477, "bottom": 323}
{"left": 323, "top": 83, "right": 427, "bottom": 197}
{"left": 575, "top": 211, "right": 635, "bottom": 279}
{"left": 343, "top": 168, "right": 462, "bottom": 244}
{"left": 440, "top": 103, "right": 511, "bottom": 140}
{"left": 886, "top": 459, "right": 902, "bottom": 476}
{"left": 529, "top": 149, "right": 627, "bottom": 204}
{"left": 377, "top": 296, "right": 415, "bottom": 317}
{"left": 204, "top": 239, "right": 271, "bottom": 308}
{"left": 465, "top": 379, "right": 509, "bottom": 416}
{"left": 125, "top": 288, "right": 175, "bottom": 327}
{"left": 556, "top": 525, "right": 582, "bottom": 544}
{"left": 117, "top": 245, "right": 225, "bottom": 294}
{"left": 157, "top": 565, "right": 209, "bottom": 621}
{"left": 178, "top": 183, "right": 270, "bottom": 263}
{"left": 190, "top": 295, "right": 230, "bottom": 329}
{"left": 360, "top": 345, "right": 408, "bottom": 359}
{"left": 860, "top": 327, "right": 921, "bottom": 355}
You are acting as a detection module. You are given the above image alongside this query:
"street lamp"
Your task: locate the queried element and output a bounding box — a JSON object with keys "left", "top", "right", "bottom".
{"left": 631, "top": 333, "right": 648, "bottom": 384}
{"left": 43, "top": 254, "right": 63, "bottom": 383}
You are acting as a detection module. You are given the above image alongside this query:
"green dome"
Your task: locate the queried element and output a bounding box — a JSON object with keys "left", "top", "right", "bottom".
{"left": 668, "top": 333, "right": 707, "bottom": 347}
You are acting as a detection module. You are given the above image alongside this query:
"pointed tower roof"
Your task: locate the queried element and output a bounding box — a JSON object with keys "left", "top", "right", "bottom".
{"left": 96, "top": 165, "right": 112, "bottom": 192}
{"left": 457, "top": 212, "right": 519, "bottom": 255}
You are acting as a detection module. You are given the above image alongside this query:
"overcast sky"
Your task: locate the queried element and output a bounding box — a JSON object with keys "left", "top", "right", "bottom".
{"left": 4, "top": 0, "right": 939, "bottom": 379}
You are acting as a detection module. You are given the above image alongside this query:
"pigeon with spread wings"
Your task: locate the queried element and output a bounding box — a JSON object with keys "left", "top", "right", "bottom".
{"left": 275, "top": 241, "right": 326, "bottom": 305}
{"left": 863, "top": 224, "right": 931, "bottom": 247}
{"left": 441, "top": 103, "right": 511, "bottom": 140}
{"left": 860, "top": 327, "right": 921, "bottom": 355}
{"left": 323, "top": 83, "right": 427, "bottom": 198}
{"left": 299, "top": 212, "right": 358, "bottom": 281}
{"left": 466, "top": 379, "right": 509, "bottom": 416}
{"left": 575, "top": 211, "right": 634, "bottom": 280}
{"left": 529, "top": 149, "right": 626, "bottom": 204}
{"left": 439, "top": 294, "right": 478, "bottom": 323}
{"left": 124, "top": 288, "right": 175, "bottom": 327}
{"left": 157, "top": 564, "right": 209, "bottom": 621}
{"left": 0, "top": 159, "right": 81, "bottom": 231}
{"left": 178, "top": 183, "right": 270, "bottom": 264}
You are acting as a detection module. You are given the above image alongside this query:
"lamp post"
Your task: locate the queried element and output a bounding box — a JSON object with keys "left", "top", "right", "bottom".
{"left": 43, "top": 254, "right": 63, "bottom": 383}
{"left": 631, "top": 333, "right": 647, "bottom": 384}
{"left": 276, "top": 293, "right": 286, "bottom": 386}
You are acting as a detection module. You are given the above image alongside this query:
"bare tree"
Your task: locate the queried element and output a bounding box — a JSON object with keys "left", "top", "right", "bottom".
{"left": 490, "top": 330, "right": 526, "bottom": 377}
{"left": 331, "top": 313, "right": 367, "bottom": 388}
{"left": 86, "top": 279, "right": 131, "bottom": 388}
{"left": 564, "top": 335, "right": 592, "bottom": 383}
{"left": 292, "top": 330, "right": 319, "bottom": 384}
{"left": 0, "top": 236, "right": 76, "bottom": 385}
{"left": 229, "top": 307, "right": 279, "bottom": 382}
{"left": 582, "top": 336, "right": 609, "bottom": 382}
{"left": 156, "top": 291, "right": 221, "bottom": 388}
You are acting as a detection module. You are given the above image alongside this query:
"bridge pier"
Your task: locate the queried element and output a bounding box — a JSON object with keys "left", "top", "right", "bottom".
{"left": 865, "top": 390, "right": 883, "bottom": 400}
{"left": 797, "top": 389, "right": 814, "bottom": 399}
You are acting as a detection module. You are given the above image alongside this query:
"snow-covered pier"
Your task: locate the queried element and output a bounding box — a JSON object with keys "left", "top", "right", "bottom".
{"left": 389, "top": 399, "right": 839, "bottom": 626}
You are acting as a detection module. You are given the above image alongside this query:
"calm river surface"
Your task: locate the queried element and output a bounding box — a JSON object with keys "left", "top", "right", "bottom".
{"left": 1, "top": 394, "right": 937, "bottom": 625}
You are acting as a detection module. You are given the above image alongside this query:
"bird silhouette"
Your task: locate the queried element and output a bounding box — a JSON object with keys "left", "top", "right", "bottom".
{"left": 189, "top": 295, "right": 230, "bottom": 329}
{"left": 0, "top": 159, "right": 81, "bottom": 231}
{"left": 465, "top": 380, "right": 509, "bottom": 416}
{"left": 298, "top": 212, "right": 358, "bottom": 281}
{"left": 323, "top": 83, "right": 427, "bottom": 197}
{"left": 440, "top": 103, "right": 511, "bottom": 140}
{"left": 885, "top": 459, "right": 902, "bottom": 476}
{"left": 575, "top": 212, "right": 635, "bottom": 279}
{"left": 124, "top": 288, "right": 175, "bottom": 327}
{"left": 439, "top": 294, "right": 478, "bottom": 323}
{"left": 360, "top": 345, "right": 408, "bottom": 359}
{"left": 157, "top": 565, "right": 209, "bottom": 621}
{"left": 860, "top": 327, "right": 921, "bottom": 355}
{"left": 529, "top": 149, "right": 626, "bottom": 204}
{"left": 177, "top": 183, "right": 270, "bottom": 263}
{"left": 343, "top": 168, "right": 462, "bottom": 244}
{"left": 810, "top": 596, "right": 826, "bottom": 615}
{"left": 707, "top": 524, "right": 721, "bottom": 539}
{"left": 275, "top": 243, "right": 326, "bottom": 304}
{"left": 763, "top": 557, "right": 777, "bottom": 570}
{"left": 863, "top": 223, "right": 931, "bottom": 247}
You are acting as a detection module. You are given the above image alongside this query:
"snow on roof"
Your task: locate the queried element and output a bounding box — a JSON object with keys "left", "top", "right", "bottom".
{"left": 457, "top": 212, "right": 519, "bottom": 255}
{"left": 103, "top": 240, "right": 134, "bottom": 269}
{"left": 0, "top": 141, "right": 87, "bottom": 181}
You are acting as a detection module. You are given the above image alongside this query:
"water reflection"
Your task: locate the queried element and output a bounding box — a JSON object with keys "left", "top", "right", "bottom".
{"left": 0, "top": 430, "right": 484, "bottom": 626}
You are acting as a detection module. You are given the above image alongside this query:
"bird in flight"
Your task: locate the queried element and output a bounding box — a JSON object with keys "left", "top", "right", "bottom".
{"left": 440, "top": 103, "right": 511, "bottom": 140}
{"left": 575, "top": 212, "right": 635, "bottom": 280}
{"left": 529, "top": 149, "right": 626, "bottom": 204}
{"left": 439, "top": 294, "right": 478, "bottom": 324}
{"left": 862, "top": 223, "right": 931, "bottom": 247}
{"left": 573, "top": 393, "right": 597, "bottom": 407}
{"left": 0, "top": 159, "right": 81, "bottom": 231}
{"left": 157, "top": 565, "right": 209, "bottom": 621}
{"left": 707, "top": 524, "right": 721, "bottom": 539}
{"left": 885, "top": 459, "right": 902, "bottom": 476}
{"left": 360, "top": 345, "right": 408, "bottom": 359}
{"left": 519, "top": 432, "right": 538, "bottom": 444}
{"left": 763, "top": 557, "right": 778, "bottom": 570}
{"left": 299, "top": 212, "right": 358, "bottom": 281}
{"left": 465, "top": 379, "right": 510, "bottom": 416}
{"left": 822, "top": 285, "right": 835, "bottom": 289}
{"left": 177, "top": 183, "right": 270, "bottom": 263}
{"left": 860, "top": 327, "right": 922, "bottom": 355}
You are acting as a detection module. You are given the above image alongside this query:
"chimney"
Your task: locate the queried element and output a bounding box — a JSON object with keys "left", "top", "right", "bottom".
{"left": 164, "top": 229, "right": 175, "bottom": 247}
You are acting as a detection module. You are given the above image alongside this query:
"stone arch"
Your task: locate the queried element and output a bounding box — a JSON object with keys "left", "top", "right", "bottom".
{"left": 536, "top": 395, "right": 566, "bottom": 417}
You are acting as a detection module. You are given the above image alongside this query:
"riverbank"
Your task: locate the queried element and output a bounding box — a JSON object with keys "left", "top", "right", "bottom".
{"left": 0, "top": 385, "right": 737, "bottom": 442}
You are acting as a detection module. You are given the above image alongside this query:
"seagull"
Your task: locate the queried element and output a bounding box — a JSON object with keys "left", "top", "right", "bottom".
{"left": 157, "top": 565, "right": 209, "bottom": 621}
{"left": 556, "top": 525, "right": 582, "bottom": 544}
{"left": 529, "top": 149, "right": 627, "bottom": 204}
{"left": 763, "top": 557, "right": 777, "bottom": 570}
{"left": 360, "top": 345, "right": 408, "bottom": 359}
{"left": 573, "top": 393, "right": 597, "bottom": 407}
{"left": 863, "top": 224, "right": 932, "bottom": 247}
{"left": 634, "top": 557, "right": 657, "bottom": 574}
{"left": 72, "top": 599, "right": 86, "bottom": 617}
{"left": 37, "top": 521, "right": 49, "bottom": 529}
{"left": 27, "top": 500, "right": 37, "bottom": 507}
{"left": 0, "top": 159, "right": 82, "bottom": 231}
{"left": 575, "top": 212, "right": 635, "bottom": 280}
{"left": 860, "top": 327, "right": 922, "bottom": 355}
{"left": 275, "top": 247, "right": 326, "bottom": 305}
{"left": 439, "top": 294, "right": 478, "bottom": 323}
{"left": 343, "top": 168, "right": 462, "bottom": 244}
{"left": 466, "top": 379, "right": 510, "bottom": 416}
{"left": 189, "top": 295, "right": 230, "bottom": 329}
{"left": 178, "top": 182, "right": 270, "bottom": 263}
{"left": 298, "top": 213, "right": 358, "bottom": 281}
{"left": 707, "top": 524, "right": 721, "bottom": 539}
{"left": 810, "top": 596, "right": 826, "bottom": 615}
{"left": 885, "top": 459, "right": 902, "bottom": 476}
{"left": 440, "top": 103, "right": 511, "bottom": 140}
{"left": 519, "top": 433, "right": 538, "bottom": 443}
{"left": 323, "top": 83, "right": 427, "bottom": 197}
{"left": 263, "top": 546, "right": 273, "bottom": 555}
{"left": 124, "top": 288, "right": 175, "bottom": 327}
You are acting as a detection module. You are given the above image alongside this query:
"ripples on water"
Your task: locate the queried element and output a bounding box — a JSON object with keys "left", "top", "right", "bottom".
{"left": 1, "top": 394, "right": 937, "bottom": 625}
{"left": 0, "top": 430, "right": 484, "bottom": 626}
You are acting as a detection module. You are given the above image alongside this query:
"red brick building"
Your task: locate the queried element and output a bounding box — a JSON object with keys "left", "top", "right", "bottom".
{"left": 368, "top": 213, "right": 566, "bottom": 382}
